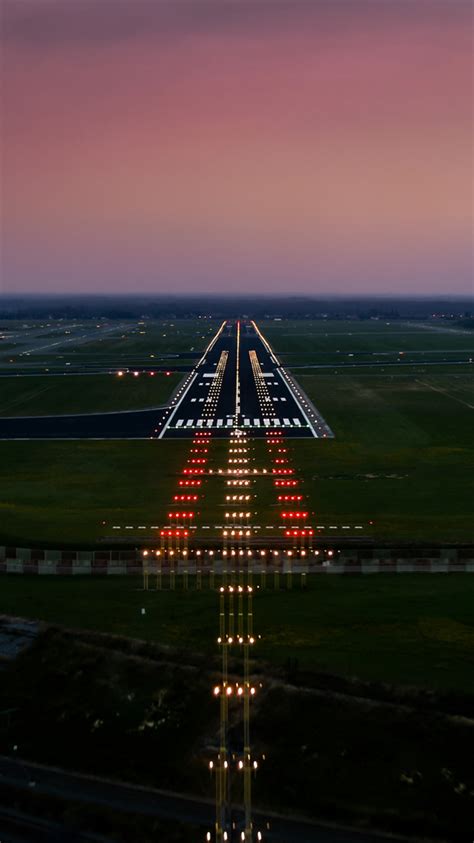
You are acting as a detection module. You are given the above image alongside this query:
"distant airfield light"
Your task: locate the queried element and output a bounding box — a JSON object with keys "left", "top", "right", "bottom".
{"left": 117, "top": 370, "right": 124, "bottom": 377}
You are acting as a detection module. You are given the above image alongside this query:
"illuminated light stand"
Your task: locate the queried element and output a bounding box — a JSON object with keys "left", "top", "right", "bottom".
{"left": 208, "top": 584, "right": 263, "bottom": 843}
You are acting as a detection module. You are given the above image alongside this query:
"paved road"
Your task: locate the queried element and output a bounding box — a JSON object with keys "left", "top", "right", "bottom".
{"left": 0, "top": 756, "right": 416, "bottom": 843}
{"left": 0, "top": 321, "right": 333, "bottom": 440}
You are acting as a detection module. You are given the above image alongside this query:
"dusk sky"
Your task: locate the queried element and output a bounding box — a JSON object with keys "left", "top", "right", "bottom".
{"left": 1, "top": 0, "right": 472, "bottom": 297}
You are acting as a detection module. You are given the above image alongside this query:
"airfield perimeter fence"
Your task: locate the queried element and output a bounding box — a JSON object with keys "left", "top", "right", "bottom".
{"left": 1, "top": 543, "right": 474, "bottom": 576}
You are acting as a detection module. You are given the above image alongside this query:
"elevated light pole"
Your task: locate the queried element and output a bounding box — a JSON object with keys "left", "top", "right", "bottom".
{"left": 243, "top": 586, "right": 254, "bottom": 842}
{"left": 209, "top": 583, "right": 261, "bottom": 842}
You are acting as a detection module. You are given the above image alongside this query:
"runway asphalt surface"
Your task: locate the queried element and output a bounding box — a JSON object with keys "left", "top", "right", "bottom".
{"left": 0, "top": 321, "right": 333, "bottom": 440}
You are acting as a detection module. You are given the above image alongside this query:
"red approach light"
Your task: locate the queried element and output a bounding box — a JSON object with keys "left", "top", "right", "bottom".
{"left": 278, "top": 494, "right": 303, "bottom": 502}
{"left": 281, "top": 511, "right": 308, "bottom": 519}
{"left": 272, "top": 468, "right": 294, "bottom": 475}
{"left": 274, "top": 479, "right": 298, "bottom": 487}
{"left": 274, "top": 459, "right": 288, "bottom": 464}
{"left": 168, "top": 511, "right": 194, "bottom": 519}
{"left": 178, "top": 479, "right": 202, "bottom": 487}
{"left": 173, "top": 494, "right": 198, "bottom": 502}
{"left": 285, "top": 529, "right": 314, "bottom": 537}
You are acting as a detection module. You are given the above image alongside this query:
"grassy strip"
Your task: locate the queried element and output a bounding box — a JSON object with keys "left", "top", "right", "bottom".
{"left": 0, "top": 441, "right": 190, "bottom": 546}
{"left": 0, "top": 373, "right": 182, "bottom": 416}
{"left": 287, "top": 368, "right": 474, "bottom": 542}
{"left": 261, "top": 318, "right": 474, "bottom": 350}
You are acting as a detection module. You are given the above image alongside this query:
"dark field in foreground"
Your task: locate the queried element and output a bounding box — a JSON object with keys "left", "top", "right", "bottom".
{"left": 1, "top": 606, "right": 473, "bottom": 840}
{"left": 1, "top": 574, "right": 473, "bottom": 692}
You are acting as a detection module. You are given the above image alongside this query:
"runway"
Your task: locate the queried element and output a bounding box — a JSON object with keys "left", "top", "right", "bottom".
{"left": 0, "top": 321, "right": 333, "bottom": 440}
{"left": 159, "top": 320, "right": 333, "bottom": 439}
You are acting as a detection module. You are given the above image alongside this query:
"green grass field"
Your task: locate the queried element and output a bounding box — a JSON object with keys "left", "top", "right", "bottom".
{"left": 262, "top": 318, "right": 474, "bottom": 366}
{"left": 291, "top": 367, "right": 474, "bottom": 541}
{"left": 0, "top": 318, "right": 221, "bottom": 365}
{"left": 0, "top": 440, "right": 191, "bottom": 545}
{"left": 0, "top": 372, "right": 181, "bottom": 416}
{"left": 1, "top": 574, "right": 473, "bottom": 692}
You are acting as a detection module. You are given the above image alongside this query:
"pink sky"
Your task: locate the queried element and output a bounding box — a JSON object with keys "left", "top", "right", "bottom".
{"left": 1, "top": 0, "right": 472, "bottom": 296}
